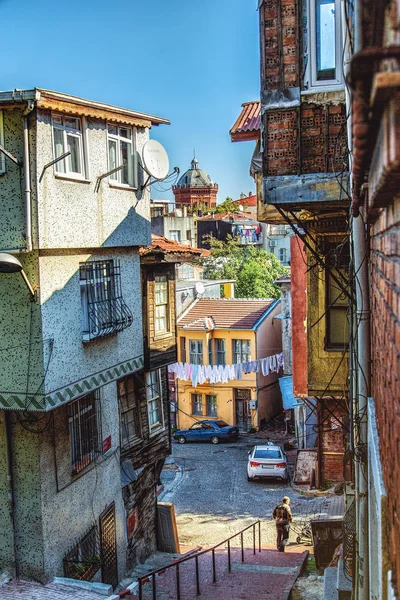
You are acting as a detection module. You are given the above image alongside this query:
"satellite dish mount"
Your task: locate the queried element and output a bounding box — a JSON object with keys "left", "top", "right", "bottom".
{"left": 140, "top": 140, "right": 178, "bottom": 190}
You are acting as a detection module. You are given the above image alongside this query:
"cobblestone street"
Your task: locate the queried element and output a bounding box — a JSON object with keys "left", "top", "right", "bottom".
{"left": 160, "top": 435, "right": 343, "bottom": 549}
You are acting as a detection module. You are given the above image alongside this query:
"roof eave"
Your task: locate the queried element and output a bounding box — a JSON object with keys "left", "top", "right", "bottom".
{"left": 252, "top": 299, "right": 280, "bottom": 330}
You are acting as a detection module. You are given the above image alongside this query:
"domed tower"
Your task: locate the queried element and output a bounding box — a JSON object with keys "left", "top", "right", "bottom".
{"left": 173, "top": 157, "right": 218, "bottom": 212}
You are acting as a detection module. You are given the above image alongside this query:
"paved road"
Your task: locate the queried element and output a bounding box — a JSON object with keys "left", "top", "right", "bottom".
{"left": 160, "top": 437, "right": 340, "bottom": 548}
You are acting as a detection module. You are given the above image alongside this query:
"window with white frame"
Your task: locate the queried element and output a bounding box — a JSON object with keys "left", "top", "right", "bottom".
{"left": 233, "top": 339, "right": 251, "bottom": 363}
{"left": 155, "top": 275, "right": 169, "bottom": 333}
{"left": 68, "top": 392, "right": 101, "bottom": 473}
{"left": 189, "top": 340, "right": 203, "bottom": 364}
{"left": 146, "top": 370, "right": 164, "bottom": 432}
{"left": 53, "top": 115, "right": 85, "bottom": 177}
{"left": 306, "top": 0, "right": 343, "bottom": 89}
{"left": 169, "top": 230, "right": 181, "bottom": 242}
{"left": 80, "top": 259, "right": 133, "bottom": 341}
{"left": 118, "top": 375, "right": 141, "bottom": 446}
{"left": 0, "top": 111, "right": 5, "bottom": 174}
{"left": 107, "top": 124, "right": 137, "bottom": 187}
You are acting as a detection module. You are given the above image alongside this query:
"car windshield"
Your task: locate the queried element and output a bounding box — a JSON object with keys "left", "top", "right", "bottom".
{"left": 254, "top": 449, "right": 282, "bottom": 459}
{"left": 213, "top": 420, "right": 229, "bottom": 428}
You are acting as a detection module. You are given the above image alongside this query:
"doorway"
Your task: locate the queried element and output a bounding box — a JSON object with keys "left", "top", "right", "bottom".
{"left": 234, "top": 388, "right": 251, "bottom": 432}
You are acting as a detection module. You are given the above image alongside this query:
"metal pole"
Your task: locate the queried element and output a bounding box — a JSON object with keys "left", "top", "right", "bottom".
{"left": 152, "top": 573, "right": 156, "bottom": 600}
{"left": 241, "top": 532, "right": 244, "bottom": 562}
{"left": 195, "top": 555, "right": 200, "bottom": 595}
{"left": 253, "top": 524, "right": 256, "bottom": 555}
{"left": 212, "top": 549, "right": 216, "bottom": 582}
{"left": 228, "top": 540, "right": 231, "bottom": 572}
{"left": 176, "top": 563, "right": 181, "bottom": 600}
{"left": 258, "top": 521, "right": 261, "bottom": 552}
{"left": 139, "top": 579, "right": 143, "bottom": 600}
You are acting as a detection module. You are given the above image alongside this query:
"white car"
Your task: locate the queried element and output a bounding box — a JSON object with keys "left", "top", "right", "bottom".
{"left": 247, "top": 445, "right": 288, "bottom": 482}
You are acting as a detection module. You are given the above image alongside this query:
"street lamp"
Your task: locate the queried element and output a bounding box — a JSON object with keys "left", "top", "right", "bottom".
{"left": 0, "top": 253, "right": 35, "bottom": 299}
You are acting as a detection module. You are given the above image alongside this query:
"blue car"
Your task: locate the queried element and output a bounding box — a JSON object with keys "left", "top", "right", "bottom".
{"left": 173, "top": 420, "right": 239, "bottom": 445}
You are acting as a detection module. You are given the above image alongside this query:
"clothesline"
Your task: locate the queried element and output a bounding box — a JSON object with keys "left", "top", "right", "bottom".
{"left": 168, "top": 352, "right": 284, "bottom": 388}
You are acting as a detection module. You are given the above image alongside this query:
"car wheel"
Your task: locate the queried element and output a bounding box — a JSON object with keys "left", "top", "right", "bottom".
{"left": 211, "top": 436, "right": 219, "bottom": 444}
{"left": 247, "top": 475, "right": 253, "bottom": 482}
{"left": 177, "top": 435, "right": 186, "bottom": 444}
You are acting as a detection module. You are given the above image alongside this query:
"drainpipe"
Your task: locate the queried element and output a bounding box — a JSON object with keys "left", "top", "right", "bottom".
{"left": 5, "top": 412, "right": 17, "bottom": 577}
{"left": 23, "top": 101, "right": 35, "bottom": 253}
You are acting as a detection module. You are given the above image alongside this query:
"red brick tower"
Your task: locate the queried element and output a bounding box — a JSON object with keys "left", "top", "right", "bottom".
{"left": 173, "top": 158, "right": 218, "bottom": 212}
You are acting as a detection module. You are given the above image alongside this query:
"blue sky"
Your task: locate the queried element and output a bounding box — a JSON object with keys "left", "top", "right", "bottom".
{"left": 1, "top": 0, "right": 260, "bottom": 204}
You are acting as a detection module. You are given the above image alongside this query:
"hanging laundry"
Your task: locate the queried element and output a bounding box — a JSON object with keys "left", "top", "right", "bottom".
{"left": 260, "top": 357, "right": 270, "bottom": 376}
{"left": 192, "top": 364, "right": 199, "bottom": 388}
{"left": 234, "top": 363, "right": 243, "bottom": 380}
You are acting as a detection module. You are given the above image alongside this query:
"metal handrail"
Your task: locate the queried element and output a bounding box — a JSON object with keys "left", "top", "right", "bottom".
{"left": 138, "top": 520, "right": 262, "bottom": 600}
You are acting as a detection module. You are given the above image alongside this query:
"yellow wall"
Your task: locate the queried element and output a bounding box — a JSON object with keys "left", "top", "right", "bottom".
{"left": 307, "top": 238, "right": 349, "bottom": 396}
{"left": 176, "top": 328, "right": 258, "bottom": 430}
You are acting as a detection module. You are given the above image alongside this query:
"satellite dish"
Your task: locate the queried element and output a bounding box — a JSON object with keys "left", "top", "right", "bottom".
{"left": 195, "top": 281, "right": 205, "bottom": 296}
{"left": 142, "top": 140, "right": 169, "bottom": 180}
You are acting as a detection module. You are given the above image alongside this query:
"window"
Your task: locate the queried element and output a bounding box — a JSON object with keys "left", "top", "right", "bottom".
{"left": 192, "top": 393, "right": 203, "bottom": 415}
{"left": 0, "top": 111, "right": 5, "bottom": 174}
{"left": 208, "top": 339, "right": 213, "bottom": 365}
{"left": 107, "top": 124, "right": 137, "bottom": 187}
{"left": 53, "top": 115, "right": 85, "bottom": 177}
{"left": 233, "top": 339, "right": 251, "bottom": 363}
{"left": 326, "top": 267, "right": 349, "bottom": 348}
{"left": 155, "top": 275, "right": 169, "bottom": 333}
{"left": 180, "top": 337, "right": 186, "bottom": 362}
{"left": 190, "top": 340, "right": 203, "bottom": 364}
{"left": 186, "top": 230, "right": 192, "bottom": 242}
{"left": 118, "top": 375, "right": 141, "bottom": 446}
{"left": 146, "top": 370, "right": 164, "bottom": 432}
{"left": 169, "top": 230, "right": 181, "bottom": 242}
{"left": 80, "top": 259, "right": 133, "bottom": 341}
{"left": 307, "top": 0, "right": 343, "bottom": 88}
{"left": 279, "top": 248, "right": 287, "bottom": 263}
{"left": 68, "top": 392, "right": 101, "bottom": 473}
{"left": 206, "top": 395, "right": 217, "bottom": 417}
{"left": 215, "top": 339, "right": 226, "bottom": 365}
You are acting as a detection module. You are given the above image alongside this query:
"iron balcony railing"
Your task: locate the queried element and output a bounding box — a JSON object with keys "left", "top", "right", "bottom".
{"left": 138, "top": 520, "right": 262, "bottom": 600}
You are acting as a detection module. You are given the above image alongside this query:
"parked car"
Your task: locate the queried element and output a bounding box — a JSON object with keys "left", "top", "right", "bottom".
{"left": 247, "top": 445, "right": 288, "bottom": 481}
{"left": 173, "top": 420, "right": 239, "bottom": 444}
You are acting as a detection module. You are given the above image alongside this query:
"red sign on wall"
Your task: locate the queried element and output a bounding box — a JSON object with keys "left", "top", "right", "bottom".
{"left": 102, "top": 435, "right": 112, "bottom": 454}
{"left": 127, "top": 506, "right": 138, "bottom": 539}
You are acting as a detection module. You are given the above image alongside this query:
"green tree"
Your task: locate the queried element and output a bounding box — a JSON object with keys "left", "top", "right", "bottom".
{"left": 213, "top": 196, "right": 236, "bottom": 214}
{"left": 201, "top": 236, "right": 289, "bottom": 299}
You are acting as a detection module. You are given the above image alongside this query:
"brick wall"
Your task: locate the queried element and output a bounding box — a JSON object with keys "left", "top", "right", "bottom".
{"left": 370, "top": 194, "right": 400, "bottom": 591}
{"left": 320, "top": 401, "right": 348, "bottom": 484}
{"left": 264, "top": 104, "right": 348, "bottom": 177}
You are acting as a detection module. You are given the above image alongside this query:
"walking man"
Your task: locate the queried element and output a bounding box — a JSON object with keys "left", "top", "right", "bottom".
{"left": 273, "top": 496, "right": 292, "bottom": 552}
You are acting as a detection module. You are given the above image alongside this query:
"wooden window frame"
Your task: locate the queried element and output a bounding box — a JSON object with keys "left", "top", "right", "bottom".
{"left": 232, "top": 339, "right": 251, "bottom": 363}
{"left": 154, "top": 274, "right": 170, "bottom": 335}
{"left": 189, "top": 340, "right": 203, "bottom": 365}
{"left": 118, "top": 375, "right": 142, "bottom": 447}
{"left": 206, "top": 394, "right": 217, "bottom": 417}
{"left": 192, "top": 393, "right": 203, "bottom": 416}
{"left": 146, "top": 369, "right": 165, "bottom": 434}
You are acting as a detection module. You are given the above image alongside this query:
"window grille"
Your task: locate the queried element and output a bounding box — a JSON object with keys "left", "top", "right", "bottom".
{"left": 343, "top": 498, "right": 356, "bottom": 579}
{"left": 80, "top": 260, "right": 133, "bottom": 341}
{"left": 63, "top": 523, "right": 101, "bottom": 581}
{"left": 68, "top": 392, "right": 101, "bottom": 474}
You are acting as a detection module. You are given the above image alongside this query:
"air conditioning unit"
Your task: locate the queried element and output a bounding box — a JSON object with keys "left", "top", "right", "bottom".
{"left": 269, "top": 240, "right": 277, "bottom": 247}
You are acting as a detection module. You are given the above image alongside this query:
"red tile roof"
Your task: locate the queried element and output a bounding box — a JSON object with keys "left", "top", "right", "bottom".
{"left": 140, "top": 235, "right": 210, "bottom": 257}
{"left": 231, "top": 195, "right": 257, "bottom": 207}
{"left": 230, "top": 101, "right": 261, "bottom": 141}
{"left": 197, "top": 211, "right": 257, "bottom": 222}
{"left": 178, "top": 298, "right": 276, "bottom": 330}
